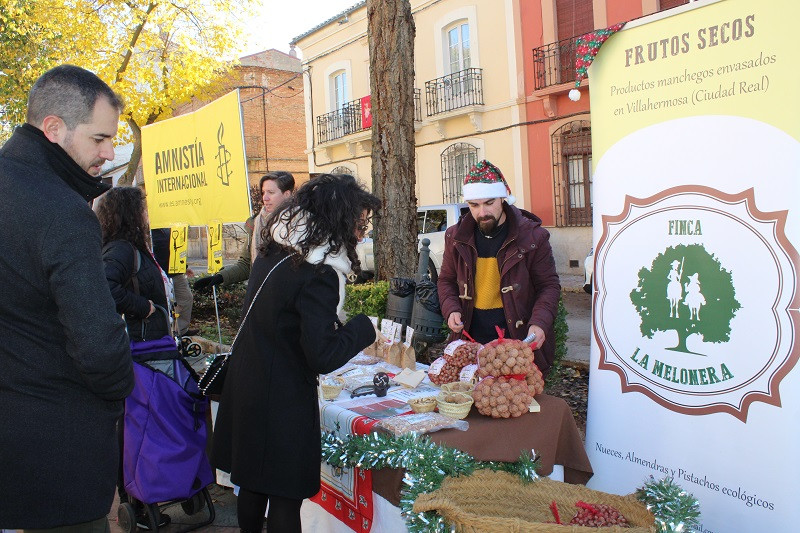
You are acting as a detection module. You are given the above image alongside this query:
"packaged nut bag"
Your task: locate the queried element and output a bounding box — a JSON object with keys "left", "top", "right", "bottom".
{"left": 400, "top": 326, "right": 417, "bottom": 370}
{"left": 428, "top": 356, "right": 461, "bottom": 385}
{"left": 362, "top": 316, "right": 381, "bottom": 357}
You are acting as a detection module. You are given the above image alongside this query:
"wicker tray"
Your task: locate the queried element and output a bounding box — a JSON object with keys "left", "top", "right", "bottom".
{"left": 437, "top": 392, "right": 474, "bottom": 419}
{"left": 442, "top": 381, "right": 476, "bottom": 394}
{"left": 408, "top": 396, "right": 438, "bottom": 413}
{"left": 413, "top": 470, "right": 656, "bottom": 532}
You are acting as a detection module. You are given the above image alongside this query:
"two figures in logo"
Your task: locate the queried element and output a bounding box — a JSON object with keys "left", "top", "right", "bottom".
{"left": 667, "top": 259, "right": 706, "bottom": 320}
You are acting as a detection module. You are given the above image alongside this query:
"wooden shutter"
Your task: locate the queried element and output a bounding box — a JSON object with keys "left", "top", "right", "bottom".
{"left": 659, "top": 0, "right": 689, "bottom": 11}
{"left": 556, "top": 0, "right": 594, "bottom": 40}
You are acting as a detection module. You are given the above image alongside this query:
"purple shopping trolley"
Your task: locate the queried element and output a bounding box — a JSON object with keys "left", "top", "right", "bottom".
{"left": 118, "top": 359, "right": 215, "bottom": 531}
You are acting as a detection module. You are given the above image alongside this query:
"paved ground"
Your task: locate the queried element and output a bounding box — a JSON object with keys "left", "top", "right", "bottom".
{"left": 106, "top": 284, "right": 592, "bottom": 531}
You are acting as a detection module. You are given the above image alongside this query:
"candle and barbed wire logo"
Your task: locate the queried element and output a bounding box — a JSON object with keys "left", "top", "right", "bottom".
{"left": 594, "top": 186, "right": 799, "bottom": 421}
{"left": 215, "top": 123, "right": 233, "bottom": 186}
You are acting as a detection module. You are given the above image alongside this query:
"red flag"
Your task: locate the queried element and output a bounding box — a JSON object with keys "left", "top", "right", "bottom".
{"left": 360, "top": 95, "right": 372, "bottom": 128}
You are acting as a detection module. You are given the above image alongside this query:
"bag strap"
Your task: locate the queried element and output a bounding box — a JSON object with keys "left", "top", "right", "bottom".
{"left": 228, "top": 252, "right": 296, "bottom": 352}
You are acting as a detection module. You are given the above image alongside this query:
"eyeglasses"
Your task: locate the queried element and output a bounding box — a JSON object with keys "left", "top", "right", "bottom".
{"left": 356, "top": 217, "right": 372, "bottom": 233}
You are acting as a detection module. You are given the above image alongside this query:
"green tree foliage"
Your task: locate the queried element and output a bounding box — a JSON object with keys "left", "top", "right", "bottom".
{"left": 0, "top": 0, "right": 257, "bottom": 170}
{"left": 630, "top": 244, "right": 741, "bottom": 353}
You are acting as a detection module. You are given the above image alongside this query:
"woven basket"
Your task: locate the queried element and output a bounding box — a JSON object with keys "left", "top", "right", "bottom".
{"left": 414, "top": 470, "right": 656, "bottom": 533}
{"left": 437, "top": 392, "right": 474, "bottom": 419}
{"left": 408, "top": 396, "right": 438, "bottom": 413}
{"left": 321, "top": 376, "right": 345, "bottom": 400}
{"left": 442, "top": 381, "right": 475, "bottom": 395}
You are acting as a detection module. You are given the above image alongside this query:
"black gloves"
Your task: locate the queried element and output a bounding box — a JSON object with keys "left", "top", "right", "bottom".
{"left": 193, "top": 273, "right": 223, "bottom": 292}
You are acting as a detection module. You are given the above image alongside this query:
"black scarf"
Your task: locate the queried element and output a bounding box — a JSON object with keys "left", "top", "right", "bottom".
{"left": 17, "top": 123, "right": 111, "bottom": 201}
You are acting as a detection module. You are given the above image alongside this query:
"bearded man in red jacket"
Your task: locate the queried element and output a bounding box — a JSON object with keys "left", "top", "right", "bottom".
{"left": 437, "top": 160, "right": 562, "bottom": 376}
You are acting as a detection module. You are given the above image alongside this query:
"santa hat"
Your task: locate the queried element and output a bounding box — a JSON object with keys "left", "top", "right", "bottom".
{"left": 569, "top": 22, "right": 625, "bottom": 101}
{"left": 463, "top": 160, "right": 515, "bottom": 205}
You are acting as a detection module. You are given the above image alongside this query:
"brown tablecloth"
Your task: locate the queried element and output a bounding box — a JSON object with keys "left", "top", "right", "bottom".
{"left": 372, "top": 393, "right": 592, "bottom": 506}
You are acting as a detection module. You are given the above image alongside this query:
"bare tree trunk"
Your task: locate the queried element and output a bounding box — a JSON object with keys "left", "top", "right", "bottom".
{"left": 367, "top": 0, "right": 417, "bottom": 280}
{"left": 117, "top": 118, "right": 141, "bottom": 186}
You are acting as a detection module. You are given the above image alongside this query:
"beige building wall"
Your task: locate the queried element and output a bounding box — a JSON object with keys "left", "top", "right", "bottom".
{"left": 295, "top": 0, "right": 529, "bottom": 209}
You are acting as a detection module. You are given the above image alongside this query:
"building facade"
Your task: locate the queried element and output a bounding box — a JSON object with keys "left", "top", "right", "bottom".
{"left": 293, "top": 0, "right": 691, "bottom": 276}
{"left": 522, "top": 0, "right": 690, "bottom": 273}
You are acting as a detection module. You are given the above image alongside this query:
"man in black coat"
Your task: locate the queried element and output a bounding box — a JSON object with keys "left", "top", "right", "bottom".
{"left": 0, "top": 65, "right": 134, "bottom": 530}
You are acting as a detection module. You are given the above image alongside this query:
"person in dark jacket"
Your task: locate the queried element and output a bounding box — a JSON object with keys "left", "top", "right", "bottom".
{"left": 438, "top": 160, "right": 562, "bottom": 376}
{"left": 96, "top": 186, "right": 176, "bottom": 530}
{"left": 212, "top": 174, "right": 380, "bottom": 533}
{"left": 97, "top": 187, "right": 177, "bottom": 361}
{"left": 193, "top": 171, "right": 295, "bottom": 291}
{"left": 0, "top": 65, "right": 133, "bottom": 530}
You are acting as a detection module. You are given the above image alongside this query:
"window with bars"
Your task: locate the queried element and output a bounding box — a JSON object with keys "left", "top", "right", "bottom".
{"left": 440, "top": 142, "right": 478, "bottom": 203}
{"left": 552, "top": 120, "right": 592, "bottom": 227}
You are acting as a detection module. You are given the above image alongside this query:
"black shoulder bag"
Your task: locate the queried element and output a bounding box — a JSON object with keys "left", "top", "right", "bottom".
{"left": 198, "top": 253, "right": 295, "bottom": 396}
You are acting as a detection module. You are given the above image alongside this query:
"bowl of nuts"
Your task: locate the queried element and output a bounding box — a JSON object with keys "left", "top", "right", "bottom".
{"left": 441, "top": 381, "right": 475, "bottom": 395}
{"left": 436, "top": 392, "right": 474, "bottom": 419}
{"left": 320, "top": 376, "right": 345, "bottom": 400}
{"left": 408, "top": 396, "right": 437, "bottom": 413}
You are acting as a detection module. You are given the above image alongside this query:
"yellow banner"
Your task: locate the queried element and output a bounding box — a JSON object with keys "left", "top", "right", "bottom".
{"left": 142, "top": 90, "right": 252, "bottom": 227}
{"left": 590, "top": 0, "right": 797, "bottom": 162}
{"left": 167, "top": 223, "right": 188, "bottom": 274}
{"left": 207, "top": 220, "right": 223, "bottom": 274}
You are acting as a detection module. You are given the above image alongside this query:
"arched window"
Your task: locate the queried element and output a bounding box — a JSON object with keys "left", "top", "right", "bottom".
{"left": 441, "top": 143, "right": 478, "bottom": 203}
{"left": 552, "top": 120, "right": 592, "bottom": 227}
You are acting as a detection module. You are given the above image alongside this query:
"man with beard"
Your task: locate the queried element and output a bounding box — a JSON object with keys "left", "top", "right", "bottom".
{"left": 437, "top": 160, "right": 561, "bottom": 376}
{"left": 0, "top": 65, "right": 133, "bottom": 530}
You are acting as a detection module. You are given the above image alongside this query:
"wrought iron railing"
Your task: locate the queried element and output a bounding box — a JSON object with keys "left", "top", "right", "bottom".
{"left": 316, "top": 98, "right": 366, "bottom": 144}
{"left": 425, "top": 68, "right": 484, "bottom": 117}
{"left": 533, "top": 36, "right": 580, "bottom": 91}
{"left": 414, "top": 88, "right": 422, "bottom": 122}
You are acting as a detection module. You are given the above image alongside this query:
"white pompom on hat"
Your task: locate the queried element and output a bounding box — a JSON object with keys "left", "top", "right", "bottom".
{"left": 463, "top": 160, "right": 515, "bottom": 205}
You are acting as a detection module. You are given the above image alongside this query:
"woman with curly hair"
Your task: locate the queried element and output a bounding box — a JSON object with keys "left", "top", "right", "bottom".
{"left": 96, "top": 187, "right": 175, "bottom": 358}
{"left": 212, "top": 174, "right": 381, "bottom": 532}
{"left": 95, "top": 186, "right": 175, "bottom": 529}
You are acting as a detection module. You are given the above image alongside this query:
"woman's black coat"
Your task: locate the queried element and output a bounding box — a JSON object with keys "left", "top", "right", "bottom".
{"left": 212, "top": 246, "right": 375, "bottom": 499}
{"left": 102, "top": 239, "right": 173, "bottom": 355}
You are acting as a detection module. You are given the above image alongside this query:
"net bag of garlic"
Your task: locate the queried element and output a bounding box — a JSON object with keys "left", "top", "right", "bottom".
{"left": 472, "top": 328, "right": 545, "bottom": 418}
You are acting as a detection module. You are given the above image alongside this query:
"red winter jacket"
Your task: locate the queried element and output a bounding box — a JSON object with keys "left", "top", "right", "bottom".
{"left": 437, "top": 203, "right": 561, "bottom": 375}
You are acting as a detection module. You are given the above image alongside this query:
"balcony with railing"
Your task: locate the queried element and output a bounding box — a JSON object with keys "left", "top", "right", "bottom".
{"left": 316, "top": 98, "right": 366, "bottom": 145}
{"left": 316, "top": 91, "right": 423, "bottom": 145}
{"left": 532, "top": 36, "right": 580, "bottom": 91}
{"left": 424, "top": 68, "right": 484, "bottom": 117}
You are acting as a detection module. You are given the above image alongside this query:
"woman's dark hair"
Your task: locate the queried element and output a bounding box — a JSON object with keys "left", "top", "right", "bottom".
{"left": 95, "top": 186, "right": 150, "bottom": 251}
{"left": 259, "top": 171, "right": 295, "bottom": 194}
{"left": 260, "top": 174, "right": 380, "bottom": 274}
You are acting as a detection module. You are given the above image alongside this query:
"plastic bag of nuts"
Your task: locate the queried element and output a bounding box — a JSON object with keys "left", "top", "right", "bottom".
{"left": 442, "top": 339, "right": 483, "bottom": 368}
{"left": 427, "top": 356, "right": 461, "bottom": 385}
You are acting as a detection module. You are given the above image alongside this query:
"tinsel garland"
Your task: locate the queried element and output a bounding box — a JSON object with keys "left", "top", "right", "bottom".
{"left": 322, "top": 432, "right": 699, "bottom": 533}
{"left": 636, "top": 476, "right": 701, "bottom": 533}
{"left": 321, "top": 431, "right": 540, "bottom": 532}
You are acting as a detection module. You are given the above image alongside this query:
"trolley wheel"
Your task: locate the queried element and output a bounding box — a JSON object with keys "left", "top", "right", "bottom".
{"left": 181, "top": 491, "right": 207, "bottom": 515}
{"left": 117, "top": 502, "right": 138, "bottom": 533}
{"left": 184, "top": 342, "right": 202, "bottom": 357}
{"left": 181, "top": 336, "right": 192, "bottom": 348}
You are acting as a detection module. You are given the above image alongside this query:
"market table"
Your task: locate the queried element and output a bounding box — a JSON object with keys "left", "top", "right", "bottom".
{"left": 304, "top": 375, "right": 592, "bottom": 532}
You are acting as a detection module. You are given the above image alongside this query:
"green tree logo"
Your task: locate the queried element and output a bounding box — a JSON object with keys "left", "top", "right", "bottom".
{"left": 629, "top": 244, "right": 741, "bottom": 353}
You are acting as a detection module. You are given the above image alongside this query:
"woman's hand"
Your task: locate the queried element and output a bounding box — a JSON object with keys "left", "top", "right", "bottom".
{"left": 147, "top": 300, "right": 155, "bottom": 317}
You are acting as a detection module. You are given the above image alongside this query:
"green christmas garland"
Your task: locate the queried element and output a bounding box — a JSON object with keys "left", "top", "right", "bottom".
{"left": 321, "top": 432, "right": 700, "bottom": 533}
